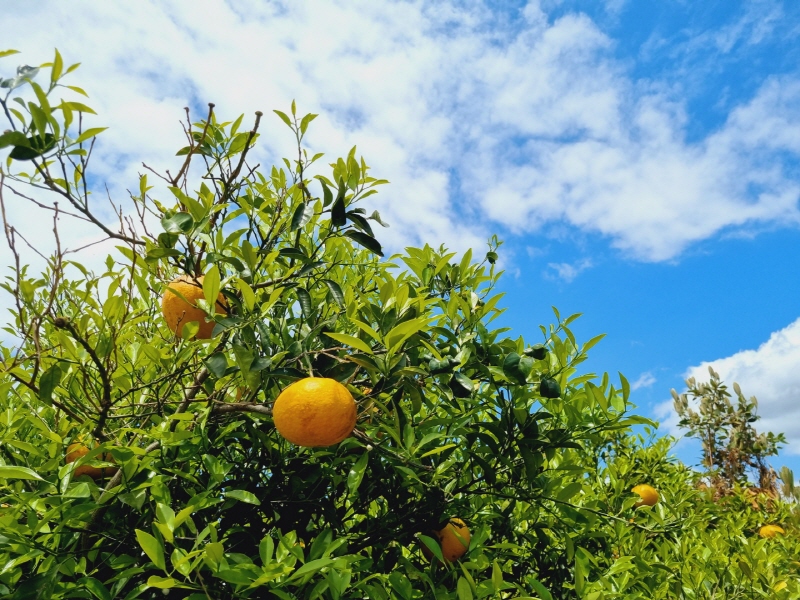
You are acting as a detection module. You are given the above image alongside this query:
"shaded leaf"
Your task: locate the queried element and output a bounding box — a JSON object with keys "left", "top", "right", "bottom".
{"left": 295, "top": 287, "right": 312, "bottom": 317}
{"left": 323, "top": 279, "right": 344, "bottom": 307}
{"left": 345, "top": 230, "right": 383, "bottom": 256}
{"left": 291, "top": 201, "right": 314, "bottom": 231}
{"left": 331, "top": 181, "right": 347, "bottom": 227}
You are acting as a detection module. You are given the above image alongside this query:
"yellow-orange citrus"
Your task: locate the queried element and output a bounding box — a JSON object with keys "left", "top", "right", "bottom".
{"left": 161, "top": 275, "right": 227, "bottom": 339}
{"left": 632, "top": 484, "right": 659, "bottom": 507}
{"left": 272, "top": 377, "right": 357, "bottom": 447}
{"left": 422, "top": 518, "right": 471, "bottom": 563}
{"left": 759, "top": 524, "right": 785, "bottom": 538}
{"left": 66, "top": 443, "right": 118, "bottom": 480}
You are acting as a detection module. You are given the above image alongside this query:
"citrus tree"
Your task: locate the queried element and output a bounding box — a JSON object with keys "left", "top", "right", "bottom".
{"left": 1, "top": 49, "right": 797, "bottom": 600}
{"left": 576, "top": 431, "right": 800, "bottom": 598}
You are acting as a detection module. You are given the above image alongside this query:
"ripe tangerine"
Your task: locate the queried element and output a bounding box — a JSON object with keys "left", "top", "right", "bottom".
{"left": 66, "top": 442, "right": 118, "bottom": 480}
{"left": 759, "top": 524, "right": 785, "bottom": 538}
{"left": 161, "top": 275, "right": 227, "bottom": 339}
{"left": 421, "top": 518, "right": 471, "bottom": 563}
{"left": 272, "top": 377, "right": 357, "bottom": 447}
{"left": 631, "top": 484, "right": 659, "bottom": 508}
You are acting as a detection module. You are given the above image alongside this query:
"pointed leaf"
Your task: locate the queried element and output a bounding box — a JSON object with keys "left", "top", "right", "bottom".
{"left": 324, "top": 332, "right": 374, "bottom": 355}
{"left": 135, "top": 529, "right": 166, "bottom": 571}
{"left": 345, "top": 231, "right": 383, "bottom": 256}
{"left": 295, "top": 287, "right": 312, "bottom": 317}
{"left": 0, "top": 466, "right": 44, "bottom": 481}
{"left": 323, "top": 279, "right": 344, "bottom": 307}
{"left": 161, "top": 212, "right": 193, "bottom": 234}
{"left": 331, "top": 181, "right": 346, "bottom": 227}
{"left": 291, "top": 201, "right": 314, "bottom": 231}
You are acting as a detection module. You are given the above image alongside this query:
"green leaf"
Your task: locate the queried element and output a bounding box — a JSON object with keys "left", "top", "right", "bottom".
{"left": 51, "top": 49, "right": 63, "bottom": 83}
{"left": 64, "top": 482, "right": 91, "bottom": 498}
{"left": 8, "top": 133, "right": 56, "bottom": 160}
{"left": 322, "top": 279, "right": 344, "bottom": 307}
{"left": 0, "top": 466, "right": 44, "bottom": 481}
{"left": 619, "top": 372, "right": 630, "bottom": 403}
{"left": 457, "top": 577, "right": 473, "bottom": 600}
{"left": 146, "top": 576, "right": 177, "bottom": 589}
{"left": 145, "top": 248, "right": 183, "bottom": 260}
{"left": 528, "top": 578, "right": 553, "bottom": 600}
{"left": 231, "top": 281, "right": 253, "bottom": 313}
{"left": 59, "top": 101, "right": 96, "bottom": 115}
{"left": 205, "top": 353, "right": 228, "bottom": 379}
{"left": 76, "top": 577, "right": 112, "bottom": 600}
{"left": 290, "top": 201, "right": 314, "bottom": 230}
{"left": 135, "top": 529, "right": 166, "bottom": 571}
{"left": 205, "top": 541, "right": 224, "bottom": 567}
{"left": 574, "top": 547, "right": 591, "bottom": 594}
{"left": 0, "top": 130, "right": 28, "bottom": 149}
{"left": 385, "top": 317, "right": 432, "bottom": 352}
{"left": 295, "top": 287, "right": 312, "bottom": 317}
{"left": 324, "top": 332, "right": 374, "bottom": 355}
{"left": 299, "top": 112, "right": 318, "bottom": 135}
{"left": 273, "top": 110, "right": 292, "bottom": 127}
{"left": 161, "top": 212, "right": 193, "bottom": 234}
{"left": 320, "top": 179, "right": 333, "bottom": 207}
{"left": 331, "top": 182, "right": 346, "bottom": 227}
{"left": 492, "top": 560, "right": 504, "bottom": 592}
{"left": 345, "top": 230, "right": 383, "bottom": 256}
{"left": 73, "top": 127, "right": 107, "bottom": 145}
{"left": 226, "top": 489, "right": 261, "bottom": 505}
{"left": 586, "top": 381, "right": 608, "bottom": 411}
{"left": 346, "top": 211, "right": 374, "bottom": 236}
{"left": 520, "top": 446, "right": 542, "bottom": 483}
{"left": 203, "top": 264, "right": 221, "bottom": 308}
{"left": 38, "top": 363, "right": 63, "bottom": 403}
{"left": 289, "top": 557, "right": 336, "bottom": 581}
{"left": 557, "top": 482, "right": 583, "bottom": 502}
{"left": 347, "top": 452, "right": 369, "bottom": 494}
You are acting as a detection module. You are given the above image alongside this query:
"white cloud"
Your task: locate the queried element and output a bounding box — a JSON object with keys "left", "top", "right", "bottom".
{"left": 660, "top": 318, "right": 800, "bottom": 456}
{"left": 545, "top": 258, "right": 592, "bottom": 282}
{"left": 0, "top": 0, "right": 798, "bottom": 272}
{"left": 631, "top": 372, "right": 656, "bottom": 391}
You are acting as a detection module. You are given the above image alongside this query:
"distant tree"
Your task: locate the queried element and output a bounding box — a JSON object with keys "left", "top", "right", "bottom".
{"left": 672, "top": 367, "right": 785, "bottom": 494}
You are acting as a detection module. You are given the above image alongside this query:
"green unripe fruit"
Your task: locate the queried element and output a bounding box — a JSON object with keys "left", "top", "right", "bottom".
{"left": 539, "top": 377, "right": 561, "bottom": 399}
{"left": 524, "top": 344, "right": 548, "bottom": 360}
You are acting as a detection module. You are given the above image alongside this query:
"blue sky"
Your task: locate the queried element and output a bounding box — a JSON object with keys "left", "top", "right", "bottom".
{"left": 4, "top": 1, "right": 800, "bottom": 474}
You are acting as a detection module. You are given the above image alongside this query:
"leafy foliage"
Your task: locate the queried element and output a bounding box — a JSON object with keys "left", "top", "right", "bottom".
{"left": 0, "top": 48, "right": 797, "bottom": 600}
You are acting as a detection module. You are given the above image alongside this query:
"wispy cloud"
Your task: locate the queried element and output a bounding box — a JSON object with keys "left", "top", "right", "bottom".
{"left": 545, "top": 258, "right": 593, "bottom": 282}
{"left": 631, "top": 372, "right": 656, "bottom": 391}
{"left": 1, "top": 0, "right": 799, "bottom": 269}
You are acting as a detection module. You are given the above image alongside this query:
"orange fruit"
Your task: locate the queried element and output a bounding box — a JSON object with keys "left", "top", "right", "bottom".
{"left": 631, "top": 484, "right": 659, "bottom": 507}
{"left": 759, "top": 524, "right": 785, "bottom": 538}
{"left": 161, "top": 275, "right": 227, "bottom": 339}
{"left": 421, "top": 518, "right": 471, "bottom": 563}
{"left": 272, "top": 377, "right": 357, "bottom": 447}
{"left": 66, "top": 443, "right": 118, "bottom": 480}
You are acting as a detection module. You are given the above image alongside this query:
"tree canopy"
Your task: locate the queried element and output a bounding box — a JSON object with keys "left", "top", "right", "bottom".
{"left": 0, "top": 48, "right": 798, "bottom": 600}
